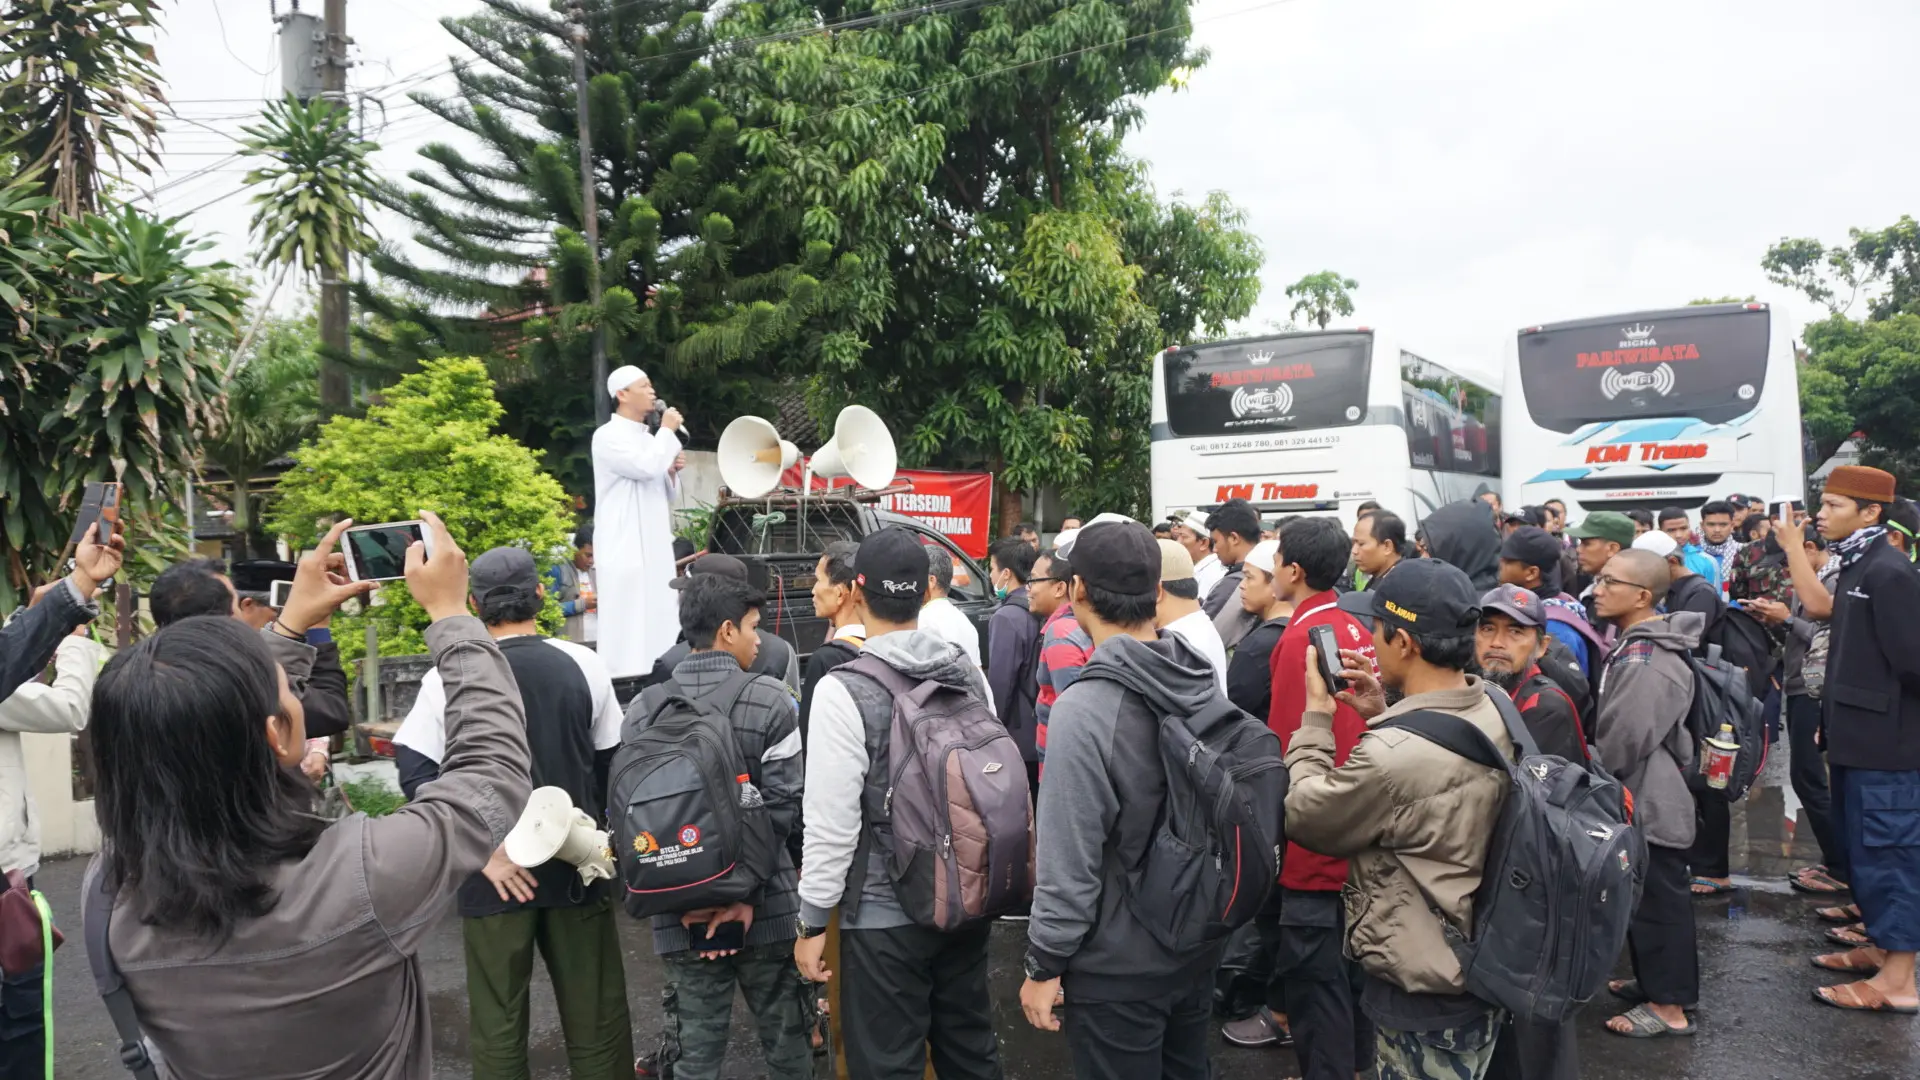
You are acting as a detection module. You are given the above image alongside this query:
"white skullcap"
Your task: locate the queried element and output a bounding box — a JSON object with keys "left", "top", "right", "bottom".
{"left": 1054, "top": 512, "right": 1137, "bottom": 560}
{"left": 1179, "top": 509, "right": 1210, "bottom": 531}
{"left": 607, "top": 365, "right": 646, "bottom": 398}
{"left": 1245, "top": 539, "right": 1280, "bottom": 576}
{"left": 1632, "top": 530, "right": 1678, "bottom": 558}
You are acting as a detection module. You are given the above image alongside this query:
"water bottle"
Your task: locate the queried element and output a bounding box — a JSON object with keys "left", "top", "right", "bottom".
{"left": 737, "top": 773, "right": 763, "bottom": 809}
{"left": 1701, "top": 723, "right": 1739, "bottom": 790}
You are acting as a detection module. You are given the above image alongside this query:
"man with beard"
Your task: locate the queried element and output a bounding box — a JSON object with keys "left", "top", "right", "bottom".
{"left": 1474, "top": 585, "right": 1588, "bottom": 762}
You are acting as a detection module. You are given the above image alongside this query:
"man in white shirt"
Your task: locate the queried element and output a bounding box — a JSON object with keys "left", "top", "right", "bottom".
{"left": 1154, "top": 539, "right": 1229, "bottom": 693}
{"left": 592, "top": 365, "right": 687, "bottom": 676}
{"left": 918, "top": 545, "right": 983, "bottom": 670}
{"left": 1175, "top": 511, "right": 1224, "bottom": 598}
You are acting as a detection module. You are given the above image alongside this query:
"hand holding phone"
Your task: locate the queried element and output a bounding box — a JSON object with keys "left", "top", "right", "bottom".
{"left": 343, "top": 520, "right": 430, "bottom": 582}
{"left": 279, "top": 520, "right": 380, "bottom": 635}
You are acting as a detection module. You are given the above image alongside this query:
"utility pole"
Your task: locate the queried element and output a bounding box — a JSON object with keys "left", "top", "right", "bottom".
{"left": 569, "top": 0, "right": 609, "bottom": 426}
{"left": 318, "top": 0, "right": 352, "bottom": 412}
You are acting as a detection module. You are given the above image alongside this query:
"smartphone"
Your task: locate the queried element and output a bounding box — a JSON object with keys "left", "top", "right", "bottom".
{"left": 68, "top": 481, "right": 122, "bottom": 548}
{"left": 1773, "top": 500, "right": 1794, "bottom": 523}
{"left": 270, "top": 579, "right": 294, "bottom": 610}
{"left": 343, "top": 521, "right": 430, "bottom": 582}
{"left": 1308, "top": 624, "right": 1346, "bottom": 695}
{"left": 687, "top": 920, "right": 745, "bottom": 952}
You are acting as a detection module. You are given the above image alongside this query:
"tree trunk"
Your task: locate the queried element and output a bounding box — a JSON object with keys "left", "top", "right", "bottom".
{"left": 231, "top": 466, "right": 253, "bottom": 562}
{"left": 320, "top": 278, "right": 351, "bottom": 412}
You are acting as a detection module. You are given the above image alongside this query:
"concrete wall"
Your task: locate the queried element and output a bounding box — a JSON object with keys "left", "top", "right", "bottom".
{"left": 670, "top": 449, "right": 722, "bottom": 518}
{"left": 24, "top": 733, "right": 97, "bottom": 858}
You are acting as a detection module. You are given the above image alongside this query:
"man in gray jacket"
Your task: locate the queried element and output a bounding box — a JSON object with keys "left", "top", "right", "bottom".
{"left": 1590, "top": 548, "right": 1703, "bottom": 1039}
{"left": 1018, "top": 520, "right": 1225, "bottom": 1080}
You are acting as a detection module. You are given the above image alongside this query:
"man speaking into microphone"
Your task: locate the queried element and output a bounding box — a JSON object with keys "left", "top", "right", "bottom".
{"left": 592, "top": 365, "right": 687, "bottom": 677}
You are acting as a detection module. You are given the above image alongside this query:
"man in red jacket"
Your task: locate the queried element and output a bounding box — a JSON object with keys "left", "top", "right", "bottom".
{"left": 1262, "top": 516, "right": 1379, "bottom": 1080}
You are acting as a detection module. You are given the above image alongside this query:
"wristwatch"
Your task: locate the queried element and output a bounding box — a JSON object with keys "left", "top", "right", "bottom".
{"left": 1023, "top": 950, "right": 1062, "bottom": 982}
{"left": 795, "top": 915, "right": 827, "bottom": 940}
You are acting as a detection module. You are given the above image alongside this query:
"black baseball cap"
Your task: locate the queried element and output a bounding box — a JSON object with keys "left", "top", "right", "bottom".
{"left": 853, "top": 528, "right": 928, "bottom": 601}
{"left": 669, "top": 552, "right": 749, "bottom": 590}
{"left": 1480, "top": 584, "right": 1546, "bottom": 628}
{"left": 470, "top": 546, "right": 539, "bottom": 603}
{"left": 1500, "top": 526, "right": 1562, "bottom": 573}
{"left": 1337, "top": 557, "right": 1480, "bottom": 636}
{"left": 1070, "top": 520, "right": 1161, "bottom": 595}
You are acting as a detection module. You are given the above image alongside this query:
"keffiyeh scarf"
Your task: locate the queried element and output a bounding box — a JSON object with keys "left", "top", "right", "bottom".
{"left": 1833, "top": 525, "right": 1888, "bottom": 569}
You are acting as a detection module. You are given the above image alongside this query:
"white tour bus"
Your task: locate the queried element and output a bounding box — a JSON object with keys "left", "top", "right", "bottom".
{"left": 1501, "top": 302, "right": 1804, "bottom": 518}
{"left": 1149, "top": 329, "right": 1502, "bottom": 525}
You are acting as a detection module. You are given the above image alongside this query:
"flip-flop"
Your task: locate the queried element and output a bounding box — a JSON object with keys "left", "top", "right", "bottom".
{"left": 1813, "top": 982, "right": 1920, "bottom": 1014}
{"left": 1826, "top": 925, "right": 1874, "bottom": 949}
{"left": 1690, "top": 877, "right": 1734, "bottom": 896}
{"left": 1791, "top": 866, "right": 1850, "bottom": 894}
{"left": 1605, "top": 1003, "right": 1696, "bottom": 1038}
{"left": 1812, "top": 948, "right": 1885, "bottom": 976}
{"left": 1818, "top": 903, "right": 1864, "bottom": 924}
{"left": 1608, "top": 979, "right": 1649, "bottom": 1004}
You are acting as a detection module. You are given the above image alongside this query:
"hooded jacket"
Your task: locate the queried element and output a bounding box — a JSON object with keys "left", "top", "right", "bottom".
{"left": 798, "top": 629, "right": 991, "bottom": 930}
{"left": 1027, "top": 632, "right": 1226, "bottom": 998}
{"left": 1595, "top": 612, "right": 1704, "bottom": 849}
{"left": 1419, "top": 501, "right": 1502, "bottom": 591}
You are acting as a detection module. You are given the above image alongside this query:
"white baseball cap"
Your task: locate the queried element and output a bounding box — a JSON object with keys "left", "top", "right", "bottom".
{"left": 606, "top": 365, "right": 646, "bottom": 398}
{"left": 1631, "top": 530, "right": 1678, "bottom": 558}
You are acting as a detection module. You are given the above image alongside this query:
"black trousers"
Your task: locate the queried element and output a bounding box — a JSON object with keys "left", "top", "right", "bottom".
{"left": 1485, "top": 1013, "right": 1579, "bottom": 1080}
{"left": 1257, "top": 890, "right": 1373, "bottom": 1080}
{"left": 1627, "top": 845, "right": 1700, "bottom": 1007}
{"left": 1787, "top": 693, "right": 1848, "bottom": 879}
{"left": 1064, "top": 972, "right": 1213, "bottom": 1080}
{"left": 1688, "top": 790, "right": 1731, "bottom": 879}
{"left": 840, "top": 922, "right": 1003, "bottom": 1080}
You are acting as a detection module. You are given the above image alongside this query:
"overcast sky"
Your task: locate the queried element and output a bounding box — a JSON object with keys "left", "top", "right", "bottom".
{"left": 153, "top": 0, "right": 1919, "bottom": 379}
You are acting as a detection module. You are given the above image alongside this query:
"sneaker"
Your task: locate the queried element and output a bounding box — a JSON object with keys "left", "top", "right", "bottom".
{"left": 1221, "top": 1008, "right": 1283, "bottom": 1048}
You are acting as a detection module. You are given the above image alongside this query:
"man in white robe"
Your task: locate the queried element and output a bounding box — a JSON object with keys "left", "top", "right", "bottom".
{"left": 592, "top": 365, "right": 686, "bottom": 677}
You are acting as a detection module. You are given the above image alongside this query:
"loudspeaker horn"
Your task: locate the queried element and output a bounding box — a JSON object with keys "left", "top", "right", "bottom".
{"left": 503, "top": 786, "right": 616, "bottom": 885}
{"left": 809, "top": 405, "right": 897, "bottom": 490}
{"left": 718, "top": 416, "right": 801, "bottom": 499}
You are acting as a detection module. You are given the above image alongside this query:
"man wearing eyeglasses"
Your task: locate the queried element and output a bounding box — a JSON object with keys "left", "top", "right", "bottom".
{"left": 1588, "top": 548, "right": 1706, "bottom": 1040}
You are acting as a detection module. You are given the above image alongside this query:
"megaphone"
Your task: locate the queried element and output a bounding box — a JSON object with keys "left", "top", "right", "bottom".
{"left": 718, "top": 416, "right": 800, "bottom": 498}
{"left": 809, "top": 405, "right": 897, "bottom": 490}
{"left": 503, "top": 786, "right": 616, "bottom": 885}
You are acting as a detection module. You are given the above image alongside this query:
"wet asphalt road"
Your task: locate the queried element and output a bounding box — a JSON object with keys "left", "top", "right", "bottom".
{"left": 41, "top": 748, "right": 1920, "bottom": 1079}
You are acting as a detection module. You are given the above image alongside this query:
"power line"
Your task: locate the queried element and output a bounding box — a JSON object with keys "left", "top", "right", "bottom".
{"left": 211, "top": 0, "right": 273, "bottom": 77}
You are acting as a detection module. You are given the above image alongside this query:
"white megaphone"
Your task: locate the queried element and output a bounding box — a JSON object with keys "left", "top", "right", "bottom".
{"left": 503, "top": 786, "right": 616, "bottom": 885}
{"left": 717, "top": 416, "right": 800, "bottom": 498}
{"left": 808, "top": 404, "right": 897, "bottom": 490}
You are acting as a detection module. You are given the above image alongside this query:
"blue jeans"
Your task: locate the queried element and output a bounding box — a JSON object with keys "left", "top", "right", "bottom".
{"left": 0, "top": 963, "right": 45, "bottom": 1080}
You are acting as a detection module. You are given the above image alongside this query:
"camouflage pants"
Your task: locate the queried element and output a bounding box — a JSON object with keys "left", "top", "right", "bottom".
{"left": 662, "top": 941, "right": 813, "bottom": 1080}
{"left": 1374, "top": 1009, "right": 1504, "bottom": 1080}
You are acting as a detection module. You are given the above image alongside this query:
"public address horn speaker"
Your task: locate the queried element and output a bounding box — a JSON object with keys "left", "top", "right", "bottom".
{"left": 809, "top": 405, "right": 897, "bottom": 490}
{"left": 718, "top": 416, "right": 801, "bottom": 499}
{"left": 503, "top": 787, "right": 617, "bottom": 885}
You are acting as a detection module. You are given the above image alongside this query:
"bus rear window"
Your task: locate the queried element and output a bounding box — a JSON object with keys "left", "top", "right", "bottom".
{"left": 1162, "top": 333, "right": 1372, "bottom": 438}
{"left": 1517, "top": 309, "right": 1769, "bottom": 433}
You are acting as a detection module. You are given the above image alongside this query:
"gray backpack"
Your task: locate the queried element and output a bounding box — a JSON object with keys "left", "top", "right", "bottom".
{"left": 1384, "top": 690, "right": 1645, "bottom": 1023}
{"left": 836, "top": 654, "right": 1034, "bottom": 931}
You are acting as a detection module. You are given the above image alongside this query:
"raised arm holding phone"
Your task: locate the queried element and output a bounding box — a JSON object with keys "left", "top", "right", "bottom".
{"left": 0, "top": 521, "right": 123, "bottom": 703}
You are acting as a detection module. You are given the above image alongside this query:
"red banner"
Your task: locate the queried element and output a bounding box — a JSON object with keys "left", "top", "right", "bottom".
{"left": 776, "top": 465, "right": 995, "bottom": 559}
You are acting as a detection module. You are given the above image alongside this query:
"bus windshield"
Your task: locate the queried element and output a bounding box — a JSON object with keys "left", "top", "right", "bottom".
{"left": 1516, "top": 308, "right": 1769, "bottom": 433}
{"left": 1162, "top": 332, "right": 1372, "bottom": 438}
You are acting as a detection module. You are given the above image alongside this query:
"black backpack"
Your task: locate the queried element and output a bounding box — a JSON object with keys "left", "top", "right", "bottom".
{"left": 610, "top": 671, "right": 779, "bottom": 918}
{"left": 1700, "top": 602, "right": 1774, "bottom": 701}
{"left": 1682, "top": 642, "right": 1769, "bottom": 802}
{"left": 1536, "top": 636, "right": 1595, "bottom": 738}
{"left": 1073, "top": 677, "right": 1287, "bottom": 953}
{"left": 1384, "top": 690, "right": 1645, "bottom": 1023}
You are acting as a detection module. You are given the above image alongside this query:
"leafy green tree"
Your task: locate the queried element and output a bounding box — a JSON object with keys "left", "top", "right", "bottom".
{"left": 361, "top": 0, "right": 829, "bottom": 496}
{"left": 1764, "top": 216, "right": 1920, "bottom": 320}
{"left": 269, "top": 357, "right": 572, "bottom": 661}
{"left": 203, "top": 308, "right": 323, "bottom": 560}
{"left": 1285, "top": 271, "right": 1358, "bottom": 331}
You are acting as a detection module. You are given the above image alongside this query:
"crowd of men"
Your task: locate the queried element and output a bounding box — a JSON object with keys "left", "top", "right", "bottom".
{"left": 7, "top": 441, "right": 1920, "bottom": 1080}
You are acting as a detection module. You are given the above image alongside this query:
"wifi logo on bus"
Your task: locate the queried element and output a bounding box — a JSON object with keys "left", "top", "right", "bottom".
{"left": 1600, "top": 364, "right": 1676, "bottom": 400}
{"left": 1231, "top": 382, "right": 1294, "bottom": 419}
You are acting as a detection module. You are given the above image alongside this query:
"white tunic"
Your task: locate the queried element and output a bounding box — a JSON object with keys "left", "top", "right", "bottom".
{"left": 591, "top": 415, "right": 682, "bottom": 677}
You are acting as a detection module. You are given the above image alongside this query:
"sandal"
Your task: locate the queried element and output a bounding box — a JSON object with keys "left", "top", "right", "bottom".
{"left": 1608, "top": 979, "right": 1648, "bottom": 1004}
{"left": 1813, "top": 982, "right": 1920, "bottom": 1014}
{"left": 1825, "top": 925, "right": 1874, "bottom": 949}
{"left": 1812, "top": 947, "right": 1885, "bottom": 976}
{"left": 1791, "top": 866, "right": 1850, "bottom": 894}
{"left": 1689, "top": 877, "right": 1734, "bottom": 897}
{"left": 1605, "top": 1003, "right": 1696, "bottom": 1038}
{"left": 1817, "top": 903, "right": 1863, "bottom": 924}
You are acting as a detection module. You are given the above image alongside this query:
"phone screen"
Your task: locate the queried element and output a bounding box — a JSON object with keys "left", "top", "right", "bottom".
{"left": 270, "top": 579, "right": 294, "bottom": 610}
{"left": 1308, "top": 624, "right": 1347, "bottom": 695}
{"left": 345, "top": 522, "right": 425, "bottom": 582}
{"left": 687, "top": 920, "right": 745, "bottom": 952}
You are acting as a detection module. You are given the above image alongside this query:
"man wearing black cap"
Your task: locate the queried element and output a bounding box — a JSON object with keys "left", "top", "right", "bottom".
{"left": 1476, "top": 585, "right": 1588, "bottom": 762}
{"left": 794, "top": 528, "right": 1005, "bottom": 1080}
{"left": 1285, "top": 559, "right": 1514, "bottom": 1080}
{"left": 1019, "top": 519, "right": 1230, "bottom": 1080}
{"left": 1498, "top": 526, "right": 1606, "bottom": 680}
{"left": 643, "top": 553, "right": 800, "bottom": 696}
{"left": 392, "top": 546, "right": 632, "bottom": 1077}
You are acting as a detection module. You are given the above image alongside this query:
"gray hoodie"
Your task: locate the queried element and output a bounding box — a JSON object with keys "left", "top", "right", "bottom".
{"left": 1595, "top": 612, "right": 1704, "bottom": 849}
{"left": 1027, "top": 631, "right": 1225, "bottom": 999}
{"left": 798, "top": 628, "right": 991, "bottom": 929}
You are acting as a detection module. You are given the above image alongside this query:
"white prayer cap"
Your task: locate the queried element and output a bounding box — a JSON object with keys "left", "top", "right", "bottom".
{"left": 1178, "top": 509, "right": 1209, "bottom": 532}
{"left": 1245, "top": 539, "right": 1280, "bottom": 576}
{"left": 607, "top": 365, "right": 646, "bottom": 398}
{"left": 1054, "top": 512, "right": 1137, "bottom": 560}
{"left": 1632, "top": 530, "right": 1678, "bottom": 559}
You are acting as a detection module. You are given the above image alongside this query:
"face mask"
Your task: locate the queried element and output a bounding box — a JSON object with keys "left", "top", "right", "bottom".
{"left": 995, "top": 585, "right": 1010, "bottom": 600}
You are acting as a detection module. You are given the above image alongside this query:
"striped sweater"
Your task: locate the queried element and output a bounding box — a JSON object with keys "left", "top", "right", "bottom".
{"left": 1035, "top": 603, "right": 1093, "bottom": 765}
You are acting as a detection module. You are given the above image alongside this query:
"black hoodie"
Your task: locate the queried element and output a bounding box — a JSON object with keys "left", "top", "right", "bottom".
{"left": 1418, "top": 500, "right": 1503, "bottom": 591}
